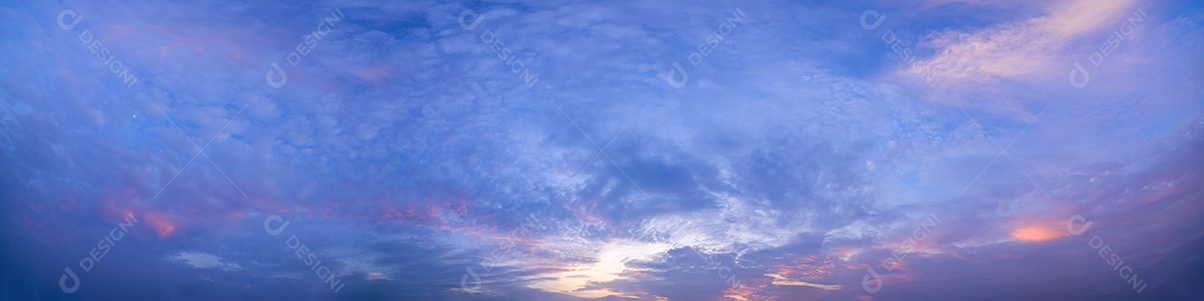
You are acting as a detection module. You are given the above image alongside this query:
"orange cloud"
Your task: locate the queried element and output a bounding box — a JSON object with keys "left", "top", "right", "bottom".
{"left": 1010, "top": 225, "right": 1066, "bottom": 242}
{"left": 722, "top": 282, "right": 773, "bottom": 301}
{"left": 1005, "top": 204, "right": 1081, "bottom": 243}
{"left": 143, "top": 212, "right": 177, "bottom": 238}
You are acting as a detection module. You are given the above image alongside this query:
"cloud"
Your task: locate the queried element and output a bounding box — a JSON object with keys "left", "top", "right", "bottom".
{"left": 171, "top": 251, "right": 243, "bottom": 271}
{"left": 766, "top": 273, "right": 843, "bottom": 290}
{"left": 1, "top": 0, "right": 1202, "bottom": 300}
{"left": 919, "top": 0, "right": 1139, "bottom": 81}
{"left": 526, "top": 240, "right": 673, "bottom": 298}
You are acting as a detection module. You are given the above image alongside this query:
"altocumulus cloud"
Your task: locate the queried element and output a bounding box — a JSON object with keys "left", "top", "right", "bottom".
{"left": 1, "top": 0, "right": 1202, "bottom": 300}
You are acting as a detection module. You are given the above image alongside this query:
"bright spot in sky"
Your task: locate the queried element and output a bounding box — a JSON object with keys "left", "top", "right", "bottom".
{"left": 527, "top": 240, "right": 672, "bottom": 298}
{"left": 1010, "top": 226, "right": 1064, "bottom": 242}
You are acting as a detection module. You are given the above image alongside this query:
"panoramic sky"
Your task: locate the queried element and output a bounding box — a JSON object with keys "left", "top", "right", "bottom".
{"left": 2, "top": 0, "right": 1203, "bottom": 300}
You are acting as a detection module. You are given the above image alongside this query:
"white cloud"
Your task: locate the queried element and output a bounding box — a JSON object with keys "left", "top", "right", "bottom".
{"left": 766, "top": 273, "right": 843, "bottom": 290}
{"left": 170, "top": 251, "right": 242, "bottom": 271}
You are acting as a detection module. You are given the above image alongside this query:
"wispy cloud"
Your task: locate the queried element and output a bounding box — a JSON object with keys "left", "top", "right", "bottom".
{"left": 767, "top": 273, "right": 843, "bottom": 290}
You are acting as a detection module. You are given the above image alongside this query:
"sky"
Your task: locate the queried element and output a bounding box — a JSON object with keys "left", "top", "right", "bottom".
{"left": 1, "top": 0, "right": 1202, "bottom": 300}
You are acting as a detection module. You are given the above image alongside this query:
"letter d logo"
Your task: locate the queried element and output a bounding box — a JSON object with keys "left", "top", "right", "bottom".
{"left": 1069, "top": 62, "right": 1090, "bottom": 88}
{"left": 461, "top": 267, "right": 481, "bottom": 291}
{"left": 862, "top": 267, "right": 882, "bottom": 293}
{"left": 860, "top": 10, "right": 886, "bottom": 30}
{"left": 58, "top": 10, "right": 83, "bottom": 31}
{"left": 266, "top": 62, "right": 287, "bottom": 88}
{"left": 60, "top": 267, "right": 80, "bottom": 293}
{"left": 459, "top": 10, "right": 484, "bottom": 30}
{"left": 666, "top": 62, "right": 689, "bottom": 88}
{"left": 264, "top": 215, "right": 290, "bottom": 235}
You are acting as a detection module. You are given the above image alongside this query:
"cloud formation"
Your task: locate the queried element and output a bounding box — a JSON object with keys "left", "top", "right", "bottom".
{"left": 1, "top": 0, "right": 1201, "bottom": 300}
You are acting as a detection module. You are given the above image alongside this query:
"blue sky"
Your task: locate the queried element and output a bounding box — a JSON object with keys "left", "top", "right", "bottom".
{"left": 1, "top": 0, "right": 1202, "bottom": 300}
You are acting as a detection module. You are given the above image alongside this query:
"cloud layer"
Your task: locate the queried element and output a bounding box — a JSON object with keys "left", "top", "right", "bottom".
{"left": 1, "top": 0, "right": 1202, "bottom": 300}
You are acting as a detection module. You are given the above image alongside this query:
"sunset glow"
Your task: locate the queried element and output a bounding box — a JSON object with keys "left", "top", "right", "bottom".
{"left": 2, "top": 0, "right": 1201, "bottom": 300}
